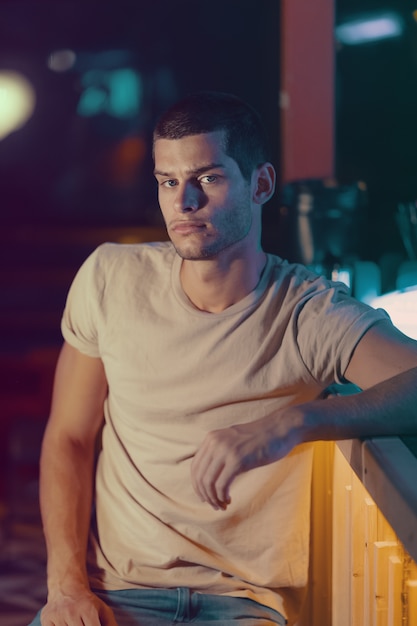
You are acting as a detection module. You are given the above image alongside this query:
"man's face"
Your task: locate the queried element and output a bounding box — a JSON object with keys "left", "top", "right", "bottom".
{"left": 153, "top": 131, "right": 255, "bottom": 260}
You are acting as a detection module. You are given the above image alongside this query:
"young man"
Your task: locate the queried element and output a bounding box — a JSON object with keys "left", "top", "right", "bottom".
{"left": 30, "top": 92, "right": 417, "bottom": 626}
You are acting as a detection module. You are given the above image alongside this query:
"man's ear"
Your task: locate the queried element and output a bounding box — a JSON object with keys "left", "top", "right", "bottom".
{"left": 252, "top": 163, "right": 276, "bottom": 206}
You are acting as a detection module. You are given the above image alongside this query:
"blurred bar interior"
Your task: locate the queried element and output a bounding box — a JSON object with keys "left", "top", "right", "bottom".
{"left": 0, "top": 1, "right": 417, "bottom": 625}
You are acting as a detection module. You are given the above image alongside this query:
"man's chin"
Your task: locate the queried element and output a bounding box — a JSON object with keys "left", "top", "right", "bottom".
{"left": 173, "top": 245, "right": 217, "bottom": 261}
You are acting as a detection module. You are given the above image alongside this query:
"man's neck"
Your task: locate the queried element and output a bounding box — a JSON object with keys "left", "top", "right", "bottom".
{"left": 179, "top": 250, "right": 267, "bottom": 313}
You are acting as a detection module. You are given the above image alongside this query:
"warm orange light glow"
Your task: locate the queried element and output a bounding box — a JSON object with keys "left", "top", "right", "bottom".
{"left": 108, "top": 136, "right": 146, "bottom": 186}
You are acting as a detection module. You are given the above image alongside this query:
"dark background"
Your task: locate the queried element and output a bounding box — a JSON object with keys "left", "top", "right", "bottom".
{"left": 336, "top": 0, "right": 417, "bottom": 261}
{"left": 0, "top": 0, "right": 280, "bottom": 230}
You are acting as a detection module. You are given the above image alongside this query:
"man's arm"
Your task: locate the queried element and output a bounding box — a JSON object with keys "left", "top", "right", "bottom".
{"left": 39, "top": 341, "right": 117, "bottom": 626}
{"left": 191, "top": 321, "right": 417, "bottom": 510}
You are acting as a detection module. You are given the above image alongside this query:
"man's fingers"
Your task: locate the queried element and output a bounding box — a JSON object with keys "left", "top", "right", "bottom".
{"left": 40, "top": 590, "right": 118, "bottom": 626}
{"left": 191, "top": 436, "right": 238, "bottom": 510}
{"left": 191, "top": 449, "right": 225, "bottom": 508}
{"left": 203, "top": 462, "right": 232, "bottom": 510}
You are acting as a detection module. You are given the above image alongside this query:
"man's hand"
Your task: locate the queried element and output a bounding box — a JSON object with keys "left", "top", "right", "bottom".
{"left": 190, "top": 409, "right": 303, "bottom": 510}
{"left": 41, "top": 586, "right": 118, "bottom": 626}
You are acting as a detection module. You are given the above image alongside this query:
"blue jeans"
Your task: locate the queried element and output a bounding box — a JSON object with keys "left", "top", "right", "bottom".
{"left": 28, "top": 587, "right": 286, "bottom": 625}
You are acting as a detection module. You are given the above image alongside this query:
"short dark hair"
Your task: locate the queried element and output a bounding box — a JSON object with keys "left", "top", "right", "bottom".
{"left": 153, "top": 91, "right": 270, "bottom": 180}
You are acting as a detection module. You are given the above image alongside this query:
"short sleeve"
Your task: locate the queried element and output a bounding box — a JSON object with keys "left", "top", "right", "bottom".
{"left": 61, "top": 246, "right": 106, "bottom": 357}
{"left": 295, "top": 280, "right": 390, "bottom": 384}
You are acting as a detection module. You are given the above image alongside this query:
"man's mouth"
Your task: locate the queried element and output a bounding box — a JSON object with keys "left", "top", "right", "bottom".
{"left": 171, "top": 220, "right": 207, "bottom": 234}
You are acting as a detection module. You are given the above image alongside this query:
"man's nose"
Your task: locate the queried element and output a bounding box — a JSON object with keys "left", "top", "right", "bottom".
{"left": 173, "top": 181, "right": 202, "bottom": 213}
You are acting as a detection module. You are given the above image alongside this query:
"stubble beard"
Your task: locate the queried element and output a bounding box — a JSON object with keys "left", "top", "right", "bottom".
{"left": 170, "top": 219, "right": 253, "bottom": 261}
{"left": 171, "top": 235, "right": 224, "bottom": 261}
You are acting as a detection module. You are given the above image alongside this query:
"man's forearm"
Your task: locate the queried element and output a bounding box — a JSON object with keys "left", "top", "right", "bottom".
{"left": 191, "top": 367, "right": 417, "bottom": 510}
{"left": 303, "top": 366, "right": 417, "bottom": 442}
{"left": 40, "top": 431, "right": 96, "bottom": 596}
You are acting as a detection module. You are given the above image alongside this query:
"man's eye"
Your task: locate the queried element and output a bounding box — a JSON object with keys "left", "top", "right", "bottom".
{"left": 162, "top": 179, "right": 177, "bottom": 188}
{"left": 200, "top": 175, "right": 217, "bottom": 184}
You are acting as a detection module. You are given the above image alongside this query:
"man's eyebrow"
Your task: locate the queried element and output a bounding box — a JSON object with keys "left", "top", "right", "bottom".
{"left": 153, "top": 163, "right": 225, "bottom": 177}
{"left": 189, "top": 163, "right": 225, "bottom": 175}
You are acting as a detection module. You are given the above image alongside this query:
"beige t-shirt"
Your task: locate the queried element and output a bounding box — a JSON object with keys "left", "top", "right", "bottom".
{"left": 61, "top": 241, "right": 388, "bottom": 621}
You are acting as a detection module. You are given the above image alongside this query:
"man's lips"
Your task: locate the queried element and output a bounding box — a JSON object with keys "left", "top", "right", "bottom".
{"left": 170, "top": 220, "right": 207, "bottom": 234}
